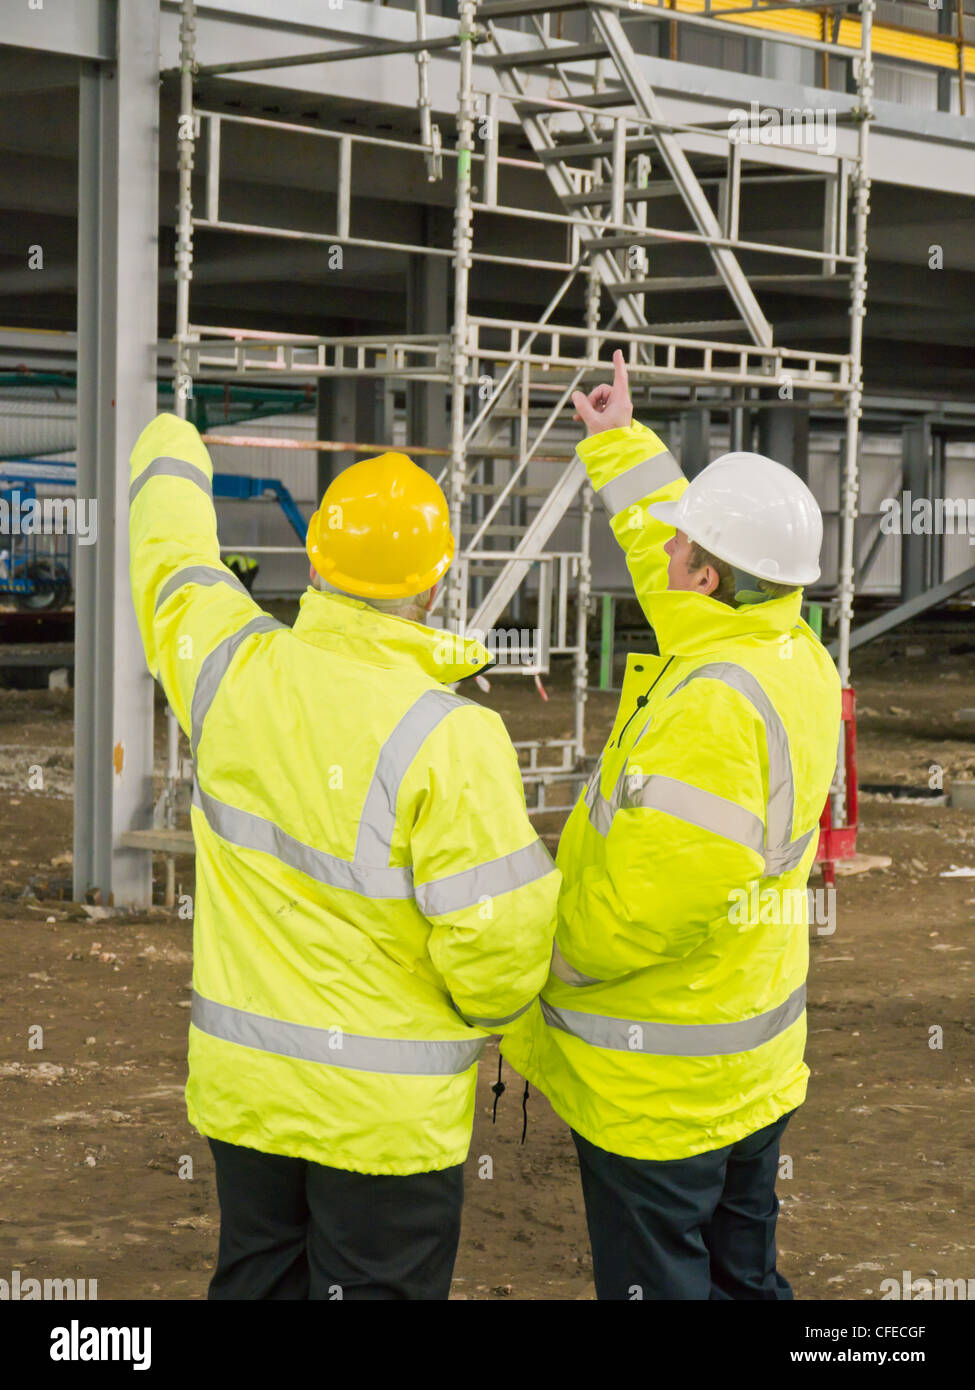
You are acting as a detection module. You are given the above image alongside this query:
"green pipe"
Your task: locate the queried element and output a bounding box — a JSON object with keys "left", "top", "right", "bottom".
{"left": 599, "top": 593, "right": 615, "bottom": 691}
{"left": 0, "top": 373, "right": 312, "bottom": 408}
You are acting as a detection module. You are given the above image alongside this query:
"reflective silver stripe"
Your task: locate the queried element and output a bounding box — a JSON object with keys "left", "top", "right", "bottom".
{"left": 192, "top": 779, "right": 414, "bottom": 899}
{"left": 550, "top": 942, "right": 603, "bottom": 988}
{"left": 191, "top": 990, "right": 484, "bottom": 1076}
{"left": 458, "top": 998, "right": 534, "bottom": 1030}
{"left": 355, "top": 688, "right": 465, "bottom": 865}
{"left": 598, "top": 450, "right": 682, "bottom": 517}
{"left": 668, "top": 662, "right": 810, "bottom": 874}
{"left": 541, "top": 982, "right": 806, "bottom": 1057}
{"left": 130, "top": 455, "right": 212, "bottom": 505}
{"left": 190, "top": 614, "right": 282, "bottom": 758}
{"left": 584, "top": 759, "right": 618, "bottom": 837}
{"left": 765, "top": 825, "right": 817, "bottom": 875}
{"left": 155, "top": 563, "right": 249, "bottom": 614}
{"left": 415, "top": 838, "right": 556, "bottom": 917}
{"left": 620, "top": 773, "right": 765, "bottom": 860}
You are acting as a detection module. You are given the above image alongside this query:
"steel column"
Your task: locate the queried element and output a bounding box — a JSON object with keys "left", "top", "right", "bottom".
{"left": 406, "top": 211, "right": 451, "bottom": 457}
{"left": 900, "top": 418, "right": 932, "bottom": 602}
{"left": 74, "top": 0, "right": 160, "bottom": 906}
{"left": 680, "top": 408, "right": 711, "bottom": 480}
{"left": 758, "top": 393, "right": 810, "bottom": 483}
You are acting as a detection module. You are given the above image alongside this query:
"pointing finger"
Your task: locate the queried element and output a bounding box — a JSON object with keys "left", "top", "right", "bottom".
{"left": 612, "top": 348, "right": 629, "bottom": 400}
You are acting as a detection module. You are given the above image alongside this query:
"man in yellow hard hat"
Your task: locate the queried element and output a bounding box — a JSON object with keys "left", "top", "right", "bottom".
{"left": 128, "top": 418, "right": 559, "bottom": 1300}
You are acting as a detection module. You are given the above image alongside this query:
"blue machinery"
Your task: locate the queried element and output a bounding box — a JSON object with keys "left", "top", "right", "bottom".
{"left": 208, "top": 472, "right": 309, "bottom": 546}
{"left": 0, "top": 459, "right": 309, "bottom": 610}
{"left": 0, "top": 462, "right": 76, "bottom": 610}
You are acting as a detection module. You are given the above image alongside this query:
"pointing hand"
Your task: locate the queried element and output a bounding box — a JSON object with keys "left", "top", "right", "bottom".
{"left": 571, "top": 349, "right": 633, "bottom": 437}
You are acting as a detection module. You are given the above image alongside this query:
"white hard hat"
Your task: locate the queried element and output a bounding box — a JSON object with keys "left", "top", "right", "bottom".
{"left": 646, "top": 451, "right": 822, "bottom": 585}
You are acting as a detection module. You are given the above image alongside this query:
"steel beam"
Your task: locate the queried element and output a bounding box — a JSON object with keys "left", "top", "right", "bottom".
{"left": 0, "top": 0, "right": 114, "bottom": 60}
{"left": 827, "top": 565, "right": 975, "bottom": 659}
{"left": 74, "top": 0, "right": 159, "bottom": 907}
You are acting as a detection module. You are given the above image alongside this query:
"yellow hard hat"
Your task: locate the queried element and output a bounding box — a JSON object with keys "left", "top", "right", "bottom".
{"left": 306, "top": 451, "right": 454, "bottom": 600}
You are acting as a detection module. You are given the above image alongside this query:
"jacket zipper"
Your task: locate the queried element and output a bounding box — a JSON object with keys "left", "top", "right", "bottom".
{"left": 610, "top": 656, "right": 675, "bottom": 749}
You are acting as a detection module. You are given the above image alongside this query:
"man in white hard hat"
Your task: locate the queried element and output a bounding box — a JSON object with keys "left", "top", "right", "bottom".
{"left": 502, "top": 350, "right": 842, "bottom": 1300}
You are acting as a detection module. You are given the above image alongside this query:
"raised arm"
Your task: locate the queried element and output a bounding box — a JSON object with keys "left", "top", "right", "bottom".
{"left": 129, "top": 412, "right": 274, "bottom": 740}
{"left": 572, "top": 349, "right": 688, "bottom": 611}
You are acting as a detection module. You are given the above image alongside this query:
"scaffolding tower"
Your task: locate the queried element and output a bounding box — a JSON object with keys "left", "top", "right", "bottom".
{"left": 149, "top": 0, "right": 874, "bottom": 893}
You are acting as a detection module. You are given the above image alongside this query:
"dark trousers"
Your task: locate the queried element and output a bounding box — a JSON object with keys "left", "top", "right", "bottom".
{"left": 207, "top": 1138, "right": 464, "bottom": 1300}
{"left": 572, "top": 1111, "right": 795, "bottom": 1301}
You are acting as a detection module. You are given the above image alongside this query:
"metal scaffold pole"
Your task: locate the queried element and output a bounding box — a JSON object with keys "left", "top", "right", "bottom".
{"left": 163, "top": 0, "right": 198, "bottom": 908}
{"left": 574, "top": 264, "right": 602, "bottom": 764}
{"left": 836, "top": 0, "right": 874, "bottom": 690}
{"left": 447, "top": 0, "right": 478, "bottom": 638}
{"left": 175, "top": 0, "right": 196, "bottom": 420}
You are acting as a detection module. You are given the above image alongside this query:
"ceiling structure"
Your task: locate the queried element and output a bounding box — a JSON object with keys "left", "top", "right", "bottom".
{"left": 0, "top": 0, "right": 973, "bottom": 400}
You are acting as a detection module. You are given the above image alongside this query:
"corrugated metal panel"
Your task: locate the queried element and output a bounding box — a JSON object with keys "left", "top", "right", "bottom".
{"left": 876, "top": 1, "right": 939, "bottom": 34}
{"left": 0, "top": 395, "right": 77, "bottom": 457}
{"left": 679, "top": 29, "right": 749, "bottom": 71}
{"left": 875, "top": 65, "right": 939, "bottom": 109}
{"left": 204, "top": 412, "right": 318, "bottom": 496}
{"left": 203, "top": 412, "right": 318, "bottom": 595}
{"left": 942, "top": 444, "right": 975, "bottom": 580}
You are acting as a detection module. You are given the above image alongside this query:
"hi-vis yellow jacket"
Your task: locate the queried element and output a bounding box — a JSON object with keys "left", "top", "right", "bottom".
{"left": 129, "top": 414, "right": 559, "bottom": 1176}
{"left": 502, "top": 422, "right": 841, "bottom": 1161}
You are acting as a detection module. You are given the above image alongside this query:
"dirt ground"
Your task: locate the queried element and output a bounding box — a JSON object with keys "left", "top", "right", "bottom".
{"left": 1, "top": 619, "right": 974, "bottom": 1300}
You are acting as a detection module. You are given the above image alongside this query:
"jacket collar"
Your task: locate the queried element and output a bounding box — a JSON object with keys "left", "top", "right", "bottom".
{"left": 644, "top": 587, "right": 803, "bottom": 657}
{"left": 291, "top": 587, "right": 492, "bottom": 684}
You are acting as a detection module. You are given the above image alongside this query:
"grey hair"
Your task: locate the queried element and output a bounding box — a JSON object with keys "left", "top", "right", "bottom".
{"left": 312, "top": 572, "right": 432, "bottom": 623}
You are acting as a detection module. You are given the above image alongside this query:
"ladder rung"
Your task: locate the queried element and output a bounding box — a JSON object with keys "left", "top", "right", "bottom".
{"left": 468, "top": 484, "right": 559, "bottom": 496}
{"left": 521, "top": 89, "right": 631, "bottom": 113}
{"left": 608, "top": 276, "right": 724, "bottom": 295}
{"left": 567, "top": 88, "right": 632, "bottom": 109}
{"left": 562, "top": 185, "right": 660, "bottom": 208}
{"left": 595, "top": 258, "right": 850, "bottom": 295}
{"left": 467, "top": 445, "right": 574, "bottom": 459}
{"left": 477, "top": 0, "right": 586, "bottom": 16}
{"left": 649, "top": 320, "right": 748, "bottom": 335}
{"left": 590, "top": 233, "right": 707, "bottom": 252}
{"left": 620, "top": 274, "right": 849, "bottom": 294}
{"left": 749, "top": 272, "right": 853, "bottom": 285}
{"left": 491, "top": 408, "right": 578, "bottom": 419}
{"left": 461, "top": 524, "right": 530, "bottom": 537}
{"left": 483, "top": 41, "right": 610, "bottom": 70}
{"left": 539, "top": 136, "right": 657, "bottom": 162}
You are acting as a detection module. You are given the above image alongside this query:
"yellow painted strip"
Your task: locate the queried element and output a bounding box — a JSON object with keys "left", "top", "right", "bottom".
{"left": 636, "top": 1, "right": 975, "bottom": 75}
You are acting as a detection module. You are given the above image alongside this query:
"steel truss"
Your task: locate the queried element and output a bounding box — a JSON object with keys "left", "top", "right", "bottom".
{"left": 161, "top": 0, "right": 873, "bottom": 852}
